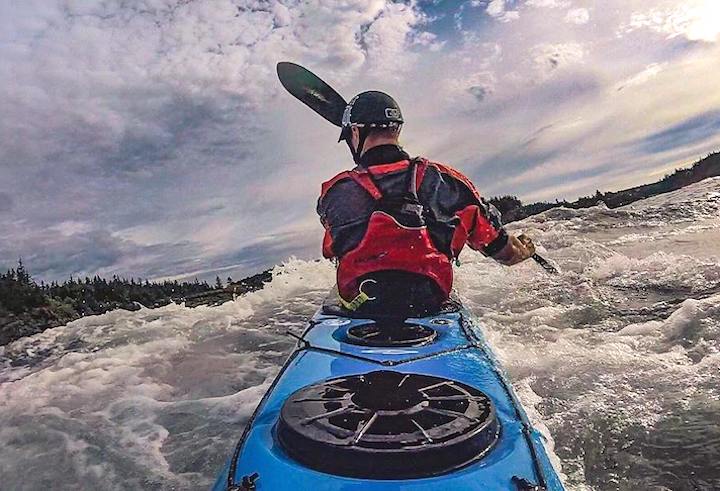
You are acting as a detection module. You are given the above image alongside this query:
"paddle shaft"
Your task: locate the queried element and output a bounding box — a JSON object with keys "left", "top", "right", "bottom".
{"left": 531, "top": 253, "right": 559, "bottom": 274}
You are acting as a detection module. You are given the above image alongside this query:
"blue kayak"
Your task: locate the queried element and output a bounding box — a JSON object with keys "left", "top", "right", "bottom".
{"left": 212, "top": 300, "right": 564, "bottom": 490}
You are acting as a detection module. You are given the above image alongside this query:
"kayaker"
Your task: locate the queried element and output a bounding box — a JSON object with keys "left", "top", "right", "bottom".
{"left": 317, "top": 91, "right": 536, "bottom": 317}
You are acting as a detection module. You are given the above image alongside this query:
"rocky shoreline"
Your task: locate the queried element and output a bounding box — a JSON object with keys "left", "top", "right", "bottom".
{"left": 494, "top": 151, "right": 720, "bottom": 222}
{"left": 0, "top": 270, "right": 272, "bottom": 347}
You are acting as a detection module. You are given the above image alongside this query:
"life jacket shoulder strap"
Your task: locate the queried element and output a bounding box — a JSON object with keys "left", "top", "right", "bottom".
{"left": 366, "top": 160, "right": 410, "bottom": 176}
{"left": 413, "top": 158, "right": 429, "bottom": 194}
{"left": 321, "top": 171, "right": 354, "bottom": 198}
{"left": 346, "top": 171, "right": 383, "bottom": 200}
{"left": 322, "top": 158, "right": 430, "bottom": 201}
{"left": 358, "top": 158, "right": 429, "bottom": 200}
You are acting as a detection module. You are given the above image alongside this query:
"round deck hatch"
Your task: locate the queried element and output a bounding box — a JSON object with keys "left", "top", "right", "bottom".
{"left": 276, "top": 371, "right": 500, "bottom": 479}
{"left": 345, "top": 321, "right": 437, "bottom": 347}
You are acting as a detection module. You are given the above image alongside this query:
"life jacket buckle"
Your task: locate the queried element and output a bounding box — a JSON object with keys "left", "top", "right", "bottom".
{"left": 359, "top": 278, "right": 377, "bottom": 300}
{"left": 338, "top": 279, "right": 377, "bottom": 311}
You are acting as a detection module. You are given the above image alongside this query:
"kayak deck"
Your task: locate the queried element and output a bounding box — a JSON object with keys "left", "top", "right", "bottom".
{"left": 213, "top": 308, "right": 564, "bottom": 490}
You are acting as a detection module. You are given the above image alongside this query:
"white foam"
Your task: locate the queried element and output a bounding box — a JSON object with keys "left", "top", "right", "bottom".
{"left": 618, "top": 293, "right": 720, "bottom": 342}
{"left": 590, "top": 251, "right": 720, "bottom": 292}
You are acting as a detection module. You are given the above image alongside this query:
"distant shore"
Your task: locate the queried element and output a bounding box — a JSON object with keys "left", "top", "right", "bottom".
{"left": 0, "top": 269, "right": 271, "bottom": 346}
{"left": 490, "top": 151, "right": 720, "bottom": 222}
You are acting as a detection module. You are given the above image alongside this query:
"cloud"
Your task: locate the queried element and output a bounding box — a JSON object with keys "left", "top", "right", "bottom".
{"left": 565, "top": 8, "right": 590, "bottom": 25}
{"left": 468, "top": 85, "right": 491, "bottom": 102}
{"left": 411, "top": 31, "right": 444, "bottom": 51}
{"left": 0, "top": 225, "right": 194, "bottom": 281}
{"left": 525, "top": 0, "right": 571, "bottom": 8}
{"left": 357, "top": 2, "right": 432, "bottom": 74}
{"left": 616, "top": 63, "right": 667, "bottom": 91}
{"left": 620, "top": 1, "right": 720, "bottom": 43}
{"left": 0, "top": 193, "right": 13, "bottom": 213}
{"left": 3, "top": 0, "right": 720, "bottom": 282}
{"left": 531, "top": 43, "right": 586, "bottom": 76}
{"left": 486, "top": 0, "right": 520, "bottom": 23}
{"left": 638, "top": 111, "right": 720, "bottom": 154}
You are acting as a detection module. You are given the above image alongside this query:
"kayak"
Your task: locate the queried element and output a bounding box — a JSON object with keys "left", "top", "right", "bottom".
{"left": 212, "top": 297, "right": 564, "bottom": 490}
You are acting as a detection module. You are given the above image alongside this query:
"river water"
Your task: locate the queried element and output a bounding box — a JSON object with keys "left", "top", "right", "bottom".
{"left": 1, "top": 178, "right": 719, "bottom": 490}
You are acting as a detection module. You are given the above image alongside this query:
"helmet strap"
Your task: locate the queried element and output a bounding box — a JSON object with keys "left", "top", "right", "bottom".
{"left": 348, "top": 126, "right": 371, "bottom": 166}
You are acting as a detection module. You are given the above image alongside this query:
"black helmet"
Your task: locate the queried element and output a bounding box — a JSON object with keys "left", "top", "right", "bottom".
{"left": 339, "top": 91, "right": 403, "bottom": 142}
{"left": 339, "top": 92, "right": 403, "bottom": 165}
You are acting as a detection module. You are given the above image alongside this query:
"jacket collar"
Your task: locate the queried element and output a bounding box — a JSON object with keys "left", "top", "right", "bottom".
{"left": 358, "top": 144, "right": 410, "bottom": 168}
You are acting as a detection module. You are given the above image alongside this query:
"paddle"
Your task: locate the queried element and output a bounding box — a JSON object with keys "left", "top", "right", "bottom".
{"left": 276, "top": 62, "right": 347, "bottom": 127}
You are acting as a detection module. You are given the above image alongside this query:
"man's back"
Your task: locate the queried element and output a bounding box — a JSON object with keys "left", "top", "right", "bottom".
{"left": 317, "top": 144, "right": 510, "bottom": 315}
{"left": 318, "top": 145, "right": 507, "bottom": 261}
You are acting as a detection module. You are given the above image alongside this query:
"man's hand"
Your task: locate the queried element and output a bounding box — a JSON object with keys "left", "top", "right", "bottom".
{"left": 516, "top": 234, "right": 535, "bottom": 258}
{"left": 492, "top": 233, "right": 536, "bottom": 266}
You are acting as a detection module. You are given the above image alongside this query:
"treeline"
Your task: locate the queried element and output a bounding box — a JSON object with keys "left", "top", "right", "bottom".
{"left": 0, "top": 261, "right": 270, "bottom": 345}
{"left": 0, "top": 259, "right": 213, "bottom": 315}
{"left": 490, "top": 151, "right": 720, "bottom": 222}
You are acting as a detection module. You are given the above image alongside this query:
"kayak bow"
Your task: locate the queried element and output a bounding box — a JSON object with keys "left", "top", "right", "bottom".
{"left": 212, "top": 300, "right": 564, "bottom": 490}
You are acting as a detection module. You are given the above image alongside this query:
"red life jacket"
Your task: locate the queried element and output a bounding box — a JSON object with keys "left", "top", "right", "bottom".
{"left": 321, "top": 159, "right": 453, "bottom": 301}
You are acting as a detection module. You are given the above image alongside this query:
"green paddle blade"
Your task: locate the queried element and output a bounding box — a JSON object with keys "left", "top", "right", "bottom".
{"left": 277, "top": 62, "right": 347, "bottom": 127}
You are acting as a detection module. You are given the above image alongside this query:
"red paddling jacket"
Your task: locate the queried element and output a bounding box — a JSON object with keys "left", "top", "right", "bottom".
{"left": 317, "top": 145, "right": 508, "bottom": 302}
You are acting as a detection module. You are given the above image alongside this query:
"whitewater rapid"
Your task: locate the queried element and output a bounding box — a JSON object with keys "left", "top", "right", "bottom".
{"left": 1, "top": 178, "right": 719, "bottom": 490}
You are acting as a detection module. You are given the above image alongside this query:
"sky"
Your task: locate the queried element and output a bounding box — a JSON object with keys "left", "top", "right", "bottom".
{"left": 2, "top": 0, "right": 720, "bottom": 283}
